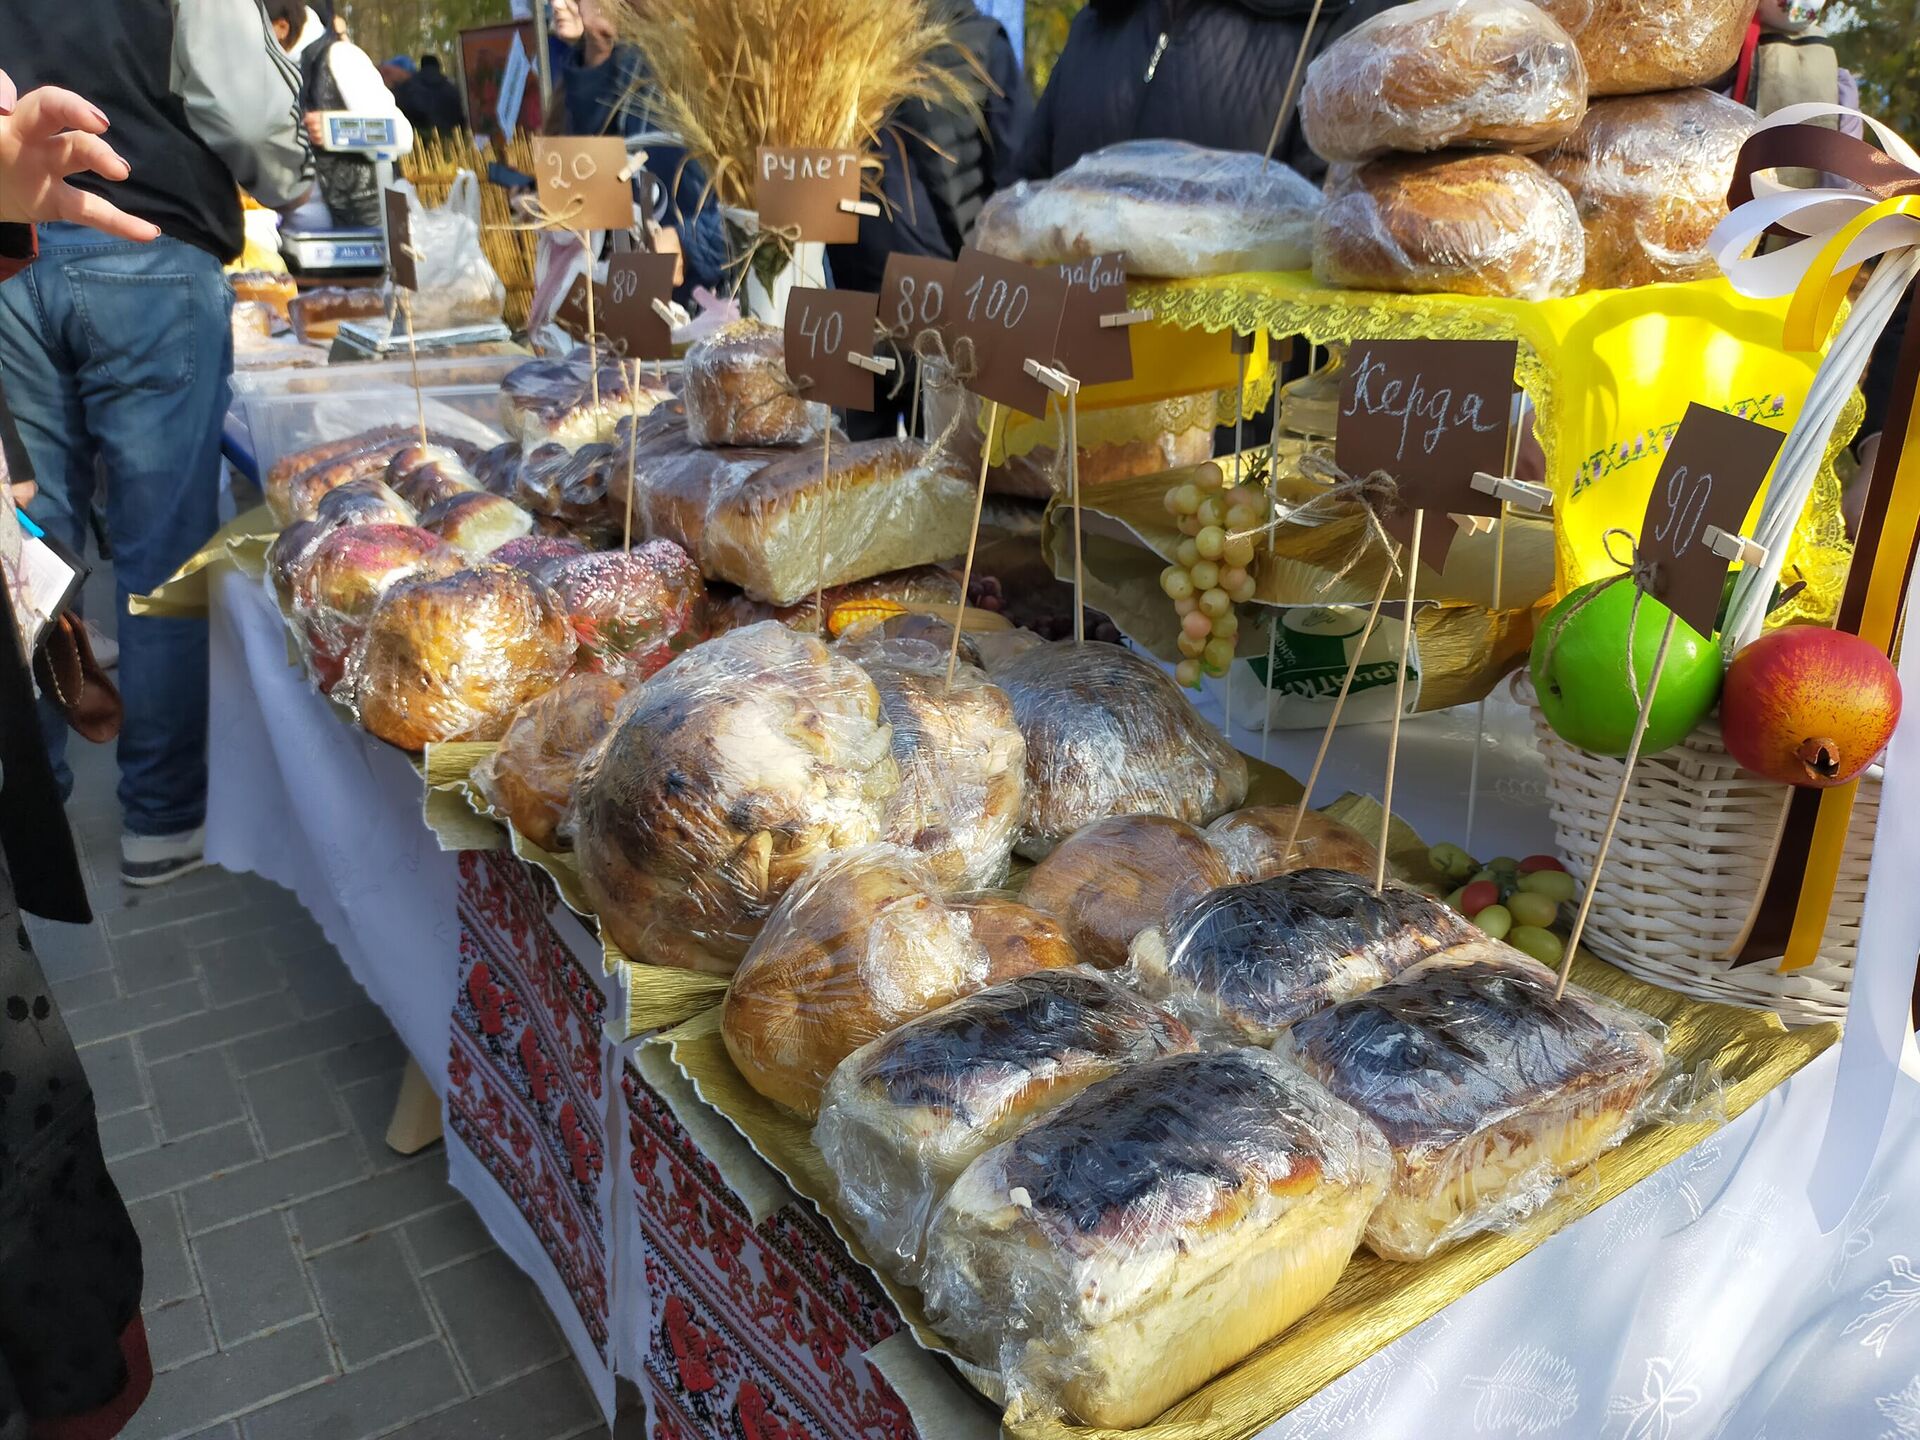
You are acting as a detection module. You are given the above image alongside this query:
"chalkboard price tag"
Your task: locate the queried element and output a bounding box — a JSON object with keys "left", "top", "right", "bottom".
{"left": 878, "top": 254, "right": 955, "bottom": 346}
{"left": 784, "top": 287, "right": 885, "bottom": 412}
{"left": 1635, "top": 404, "right": 1785, "bottom": 636}
{"left": 532, "top": 136, "right": 634, "bottom": 232}
{"left": 384, "top": 188, "right": 417, "bottom": 292}
{"left": 1336, "top": 338, "right": 1518, "bottom": 568}
{"left": 755, "top": 147, "right": 864, "bottom": 243}
{"left": 950, "top": 247, "right": 1069, "bottom": 417}
{"left": 602, "top": 252, "right": 677, "bottom": 361}
{"left": 1054, "top": 252, "right": 1133, "bottom": 387}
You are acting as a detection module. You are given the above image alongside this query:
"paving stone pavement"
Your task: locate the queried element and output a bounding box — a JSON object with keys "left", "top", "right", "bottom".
{"left": 27, "top": 688, "right": 603, "bottom": 1439}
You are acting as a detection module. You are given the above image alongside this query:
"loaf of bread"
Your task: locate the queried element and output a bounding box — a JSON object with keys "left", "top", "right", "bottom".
{"left": 499, "top": 352, "right": 670, "bottom": 450}
{"left": 1208, "top": 804, "right": 1379, "bottom": 882}
{"left": 708, "top": 566, "right": 963, "bottom": 637}
{"left": 387, "top": 444, "right": 482, "bottom": 511}
{"left": 684, "top": 319, "right": 829, "bottom": 447}
{"left": 1533, "top": 0, "right": 1758, "bottom": 96}
{"left": 1023, "top": 814, "right": 1235, "bottom": 969}
{"left": 287, "top": 285, "right": 387, "bottom": 344}
{"left": 490, "top": 534, "right": 588, "bottom": 574}
{"left": 266, "top": 479, "right": 419, "bottom": 607}
{"left": 722, "top": 845, "right": 1077, "bottom": 1117}
{"left": 972, "top": 140, "right": 1323, "bottom": 278}
{"left": 266, "top": 427, "right": 409, "bottom": 524}
{"left": 1302, "top": 0, "right": 1586, "bottom": 163}
{"left": 290, "top": 524, "right": 462, "bottom": 695}
{"left": 921, "top": 1049, "right": 1391, "bottom": 1428}
{"left": 470, "top": 672, "right": 633, "bottom": 852}
{"left": 1314, "top": 152, "right": 1586, "bottom": 301}
{"left": 418, "top": 491, "right": 534, "bottom": 558}
{"left": 1278, "top": 950, "right": 1664, "bottom": 1259}
{"left": 1541, "top": 89, "right": 1755, "bottom": 290}
{"left": 349, "top": 565, "right": 576, "bottom": 751}
{"left": 988, "top": 641, "right": 1249, "bottom": 858}
{"left": 539, "top": 544, "right": 706, "bottom": 681}
{"left": 571, "top": 621, "right": 900, "bottom": 972}
{"left": 840, "top": 635, "right": 1025, "bottom": 892}
{"left": 1130, "top": 868, "right": 1480, "bottom": 1044}
{"left": 229, "top": 270, "right": 299, "bottom": 321}
{"left": 272, "top": 431, "right": 486, "bottom": 525}
{"left": 815, "top": 969, "right": 1196, "bottom": 1279}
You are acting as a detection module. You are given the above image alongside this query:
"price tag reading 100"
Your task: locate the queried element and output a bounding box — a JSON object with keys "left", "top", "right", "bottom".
{"left": 949, "top": 247, "right": 1068, "bottom": 417}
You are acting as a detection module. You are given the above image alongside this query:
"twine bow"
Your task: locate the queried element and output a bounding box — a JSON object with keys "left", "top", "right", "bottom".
{"left": 1539, "top": 527, "right": 1662, "bottom": 709}
{"left": 1226, "top": 449, "right": 1406, "bottom": 592}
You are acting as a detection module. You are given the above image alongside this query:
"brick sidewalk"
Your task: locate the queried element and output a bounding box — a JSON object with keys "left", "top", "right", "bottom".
{"left": 28, "top": 733, "right": 602, "bottom": 1439}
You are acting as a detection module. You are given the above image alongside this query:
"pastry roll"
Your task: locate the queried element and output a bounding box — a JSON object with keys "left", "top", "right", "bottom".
{"left": 418, "top": 490, "right": 534, "bottom": 558}
{"left": 1022, "top": 814, "right": 1234, "bottom": 969}
{"left": 265, "top": 478, "right": 418, "bottom": 606}
{"left": 815, "top": 969, "right": 1196, "bottom": 1279}
{"left": 1129, "top": 868, "right": 1477, "bottom": 1043}
{"left": 290, "top": 524, "right": 462, "bottom": 695}
{"left": 1207, "top": 803, "right": 1379, "bottom": 882}
{"left": 540, "top": 544, "right": 706, "bottom": 681}
{"left": 1278, "top": 951, "right": 1664, "bottom": 1260}
{"left": 921, "top": 1049, "right": 1390, "bottom": 1428}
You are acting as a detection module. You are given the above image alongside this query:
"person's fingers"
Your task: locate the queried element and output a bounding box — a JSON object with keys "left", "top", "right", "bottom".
{"left": 15, "top": 87, "right": 110, "bottom": 141}
{"left": 56, "top": 184, "right": 160, "bottom": 243}
{"left": 54, "top": 131, "right": 131, "bottom": 184}
{"left": 9, "top": 480, "right": 37, "bottom": 507}
{"left": 0, "top": 71, "right": 18, "bottom": 116}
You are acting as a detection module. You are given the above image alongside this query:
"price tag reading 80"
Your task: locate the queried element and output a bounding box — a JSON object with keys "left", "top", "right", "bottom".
{"left": 530, "top": 137, "right": 634, "bottom": 232}
{"left": 783, "top": 287, "right": 883, "bottom": 412}
{"left": 950, "top": 246, "right": 1069, "bottom": 417}
{"left": 878, "top": 254, "right": 955, "bottom": 346}
{"left": 601, "top": 252, "right": 677, "bottom": 362}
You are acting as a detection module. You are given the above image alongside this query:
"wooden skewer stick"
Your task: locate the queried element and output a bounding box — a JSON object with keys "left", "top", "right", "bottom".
{"left": 948, "top": 402, "right": 1002, "bottom": 690}
{"left": 1375, "top": 509, "right": 1424, "bottom": 896}
{"left": 1555, "top": 610, "right": 1677, "bottom": 999}
{"left": 1068, "top": 383, "right": 1084, "bottom": 646}
{"left": 399, "top": 292, "right": 427, "bottom": 449}
{"left": 580, "top": 232, "right": 600, "bottom": 417}
{"left": 813, "top": 423, "right": 832, "bottom": 635}
{"left": 622, "top": 360, "right": 639, "bottom": 554}
{"left": 1464, "top": 498, "right": 1508, "bottom": 855}
{"left": 1261, "top": 0, "right": 1328, "bottom": 168}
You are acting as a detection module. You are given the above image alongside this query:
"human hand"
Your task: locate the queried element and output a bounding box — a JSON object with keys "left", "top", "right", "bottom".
{"left": 0, "top": 73, "right": 160, "bottom": 242}
{"left": 304, "top": 112, "right": 327, "bottom": 149}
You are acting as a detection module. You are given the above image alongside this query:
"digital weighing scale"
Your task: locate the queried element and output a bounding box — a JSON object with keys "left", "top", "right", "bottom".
{"left": 279, "top": 113, "right": 406, "bottom": 278}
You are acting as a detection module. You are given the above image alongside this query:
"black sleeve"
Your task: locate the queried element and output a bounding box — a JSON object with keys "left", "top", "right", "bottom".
{"left": 985, "top": 24, "right": 1034, "bottom": 194}
{"left": 1015, "top": 60, "right": 1060, "bottom": 181}
{"left": 1861, "top": 287, "right": 1909, "bottom": 445}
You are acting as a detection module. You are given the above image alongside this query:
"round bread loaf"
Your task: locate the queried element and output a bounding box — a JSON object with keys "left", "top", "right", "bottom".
{"left": 1533, "top": 0, "right": 1758, "bottom": 96}
{"left": 1541, "top": 89, "right": 1755, "bottom": 290}
{"left": 291, "top": 524, "right": 461, "bottom": 695}
{"left": 1207, "top": 804, "right": 1380, "bottom": 883}
{"left": 470, "top": 672, "right": 632, "bottom": 852}
{"left": 1023, "top": 815, "right": 1236, "bottom": 970}
{"left": 1302, "top": 0, "right": 1587, "bottom": 164}
{"left": 1313, "top": 151, "right": 1586, "bottom": 301}
{"left": 683, "top": 318, "right": 829, "bottom": 448}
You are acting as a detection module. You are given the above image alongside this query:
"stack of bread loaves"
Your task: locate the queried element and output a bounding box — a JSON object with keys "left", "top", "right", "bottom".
{"left": 1303, "top": 0, "right": 1757, "bottom": 298}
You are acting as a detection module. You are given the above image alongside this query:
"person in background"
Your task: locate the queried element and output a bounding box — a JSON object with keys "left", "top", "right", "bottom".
{"left": 0, "top": 0, "right": 308, "bottom": 888}
{"left": 395, "top": 55, "right": 467, "bottom": 142}
{"left": 266, "top": 0, "right": 412, "bottom": 228}
{"left": 1017, "top": 0, "right": 1400, "bottom": 182}
{"left": 379, "top": 53, "right": 415, "bottom": 94}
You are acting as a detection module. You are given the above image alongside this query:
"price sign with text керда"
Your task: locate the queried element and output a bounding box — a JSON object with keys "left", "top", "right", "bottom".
{"left": 950, "top": 247, "right": 1069, "bottom": 418}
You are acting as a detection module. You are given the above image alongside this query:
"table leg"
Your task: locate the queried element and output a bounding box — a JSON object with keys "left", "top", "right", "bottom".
{"left": 384, "top": 1056, "right": 443, "bottom": 1155}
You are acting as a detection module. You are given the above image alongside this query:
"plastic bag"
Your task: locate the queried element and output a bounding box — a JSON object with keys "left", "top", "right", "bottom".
{"left": 1532, "top": 0, "right": 1758, "bottom": 97}
{"left": 683, "top": 318, "right": 829, "bottom": 447}
{"left": 1300, "top": 0, "right": 1586, "bottom": 165}
{"left": 489, "top": 534, "right": 589, "bottom": 574}
{"left": 386, "top": 444, "right": 483, "bottom": 511}
{"left": 722, "top": 844, "right": 1080, "bottom": 1117}
{"left": 920, "top": 1048, "right": 1391, "bottom": 1430}
{"left": 540, "top": 543, "right": 706, "bottom": 681}
{"left": 1274, "top": 948, "right": 1667, "bottom": 1260}
{"left": 395, "top": 174, "right": 506, "bottom": 333}
{"left": 1207, "top": 803, "right": 1380, "bottom": 883}
{"left": 267, "top": 429, "right": 487, "bottom": 525}
{"left": 986, "top": 640, "right": 1249, "bottom": 859}
{"left": 815, "top": 968, "right": 1197, "bottom": 1281}
{"left": 418, "top": 490, "right": 534, "bottom": 559}
{"left": 347, "top": 564, "right": 576, "bottom": 751}
{"left": 1541, "top": 89, "right": 1755, "bottom": 291}
{"left": 973, "top": 140, "right": 1323, "bottom": 278}
{"left": 1022, "top": 814, "right": 1235, "bottom": 969}
{"left": 570, "top": 621, "right": 901, "bottom": 973}
{"left": 500, "top": 350, "right": 670, "bottom": 450}
{"left": 1129, "top": 868, "right": 1480, "bottom": 1045}
{"left": 471, "top": 672, "right": 634, "bottom": 852}
{"left": 1313, "top": 151, "right": 1586, "bottom": 301}
{"left": 289, "top": 524, "right": 462, "bottom": 695}
{"left": 265, "top": 478, "right": 418, "bottom": 607}
{"left": 837, "top": 635, "right": 1026, "bottom": 892}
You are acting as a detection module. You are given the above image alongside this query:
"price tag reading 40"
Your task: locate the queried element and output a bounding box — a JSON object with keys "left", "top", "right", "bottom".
{"left": 784, "top": 287, "right": 884, "bottom": 412}
{"left": 1635, "top": 404, "right": 1786, "bottom": 636}
{"left": 950, "top": 247, "right": 1068, "bottom": 417}
{"left": 878, "top": 254, "right": 954, "bottom": 345}
{"left": 531, "top": 137, "right": 634, "bottom": 231}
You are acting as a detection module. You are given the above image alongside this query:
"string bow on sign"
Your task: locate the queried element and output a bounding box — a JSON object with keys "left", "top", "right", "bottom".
{"left": 1536, "top": 527, "right": 1663, "bottom": 709}
{"left": 1229, "top": 449, "right": 1407, "bottom": 593}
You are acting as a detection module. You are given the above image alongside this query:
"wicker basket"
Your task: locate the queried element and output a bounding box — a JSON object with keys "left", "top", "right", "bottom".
{"left": 1518, "top": 675, "right": 1871, "bottom": 1026}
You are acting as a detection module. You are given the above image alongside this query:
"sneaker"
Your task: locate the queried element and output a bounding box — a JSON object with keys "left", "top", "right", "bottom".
{"left": 121, "top": 827, "right": 206, "bottom": 887}
{"left": 85, "top": 619, "right": 118, "bottom": 670}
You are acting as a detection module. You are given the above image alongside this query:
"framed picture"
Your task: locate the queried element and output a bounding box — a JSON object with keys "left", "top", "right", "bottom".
{"left": 459, "top": 21, "right": 544, "bottom": 149}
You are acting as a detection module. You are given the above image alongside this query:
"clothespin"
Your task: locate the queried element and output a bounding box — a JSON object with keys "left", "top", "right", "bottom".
{"left": 837, "top": 198, "right": 881, "bottom": 217}
{"left": 1098, "top": 308, "right": 1154, "bottom": 329}
{"left": 1702, "top": 525, "right": 1769, "bottom": 567}
{"left": 1469, "top": 472, "right": 1554, "bottom": 513}
{"left": 847, "top": 351, "right": 896, "bottom": 376}
{"left": 1022, "top": 358, "right": 1080, "bottom": 396}
{"left": 650, "top": 298, "right": 676, "bottom": 326}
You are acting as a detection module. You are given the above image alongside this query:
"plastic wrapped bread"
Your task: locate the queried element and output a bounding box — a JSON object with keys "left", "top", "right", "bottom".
{"left": 708, "top": 567, "right": 964, "bottom": 637}
{"left": 348, "top": 565, "right": 576, "bottom": 751}
{"left": 1301, "top": 0, "right": 1586, "bottom": 164}
{"left": 988, "top": 641, "right": 1248, "bottom": 858}
{"left": 513, "top": 440, "right": 621, "bottom": 537}
{"left": 921, "top": 1049, "right": 1391, "bottom": 1428}
{"left": 266, "top": 478, "right": 418, "bottom": 606}
{"left": 266, "top": 426, "right": 409, "bottom": 524}
{"left": 722, "top": 846, "right": 1078, "bottom": 1117}
{"left": 471, "top": 672, "right": 633, "bottom": 852}
{"left": 490, "top": 534, "right": 588, "bottom": 574}
{"left": 499, "top": 351, "right": 668, "bottom": 449}
{"left": 418, "top": 490, "right": 534, "bottom": 558}
{"left": 1541, "top": 89, "right": 1755, "bottom": 290}
{"left": 815, "top": 969, "right": 1197, "bottom": 1279}
{"left": 1207, "top": 804, "right": 1379, "bottom": 882}
{"left": 289, "top": 524, "right": 462, "bottom": 694}
{"left": 1533, "top": 0, "right": 1759, "bottom": 97}
{"left": 683, "top": 319, "right": 829, "bottom": 447}
{"left": 1130, "top": 868, "right": 1479, "bottom": 1044}
{"left": 539, "top": 544, "right": 706, "bottom": 681}
{"left": 1023, "top": 815, "right": 1235, "bottom": 969}
{"left": 840, "top": 635, "right": 1025, "bottom": 891}
{"left": 973, "top": 140, "right": 1323, "bottom": 277}
{"left": 271, "top": 431, "right": 484, "bottom": 525}
{"left": 1314, "top": 152, "right": 1585, "bottom": 301}
{"left": 1277, "top": 950, "right": 1665, "bottom": 1260}
{"left": 386, "top": 443, "right": 481, "bottom": 510}
{"left": 571, "top": 621, "right": 900, "bottom": 972}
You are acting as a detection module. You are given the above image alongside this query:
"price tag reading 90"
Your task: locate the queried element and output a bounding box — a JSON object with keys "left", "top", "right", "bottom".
{"left": 783, "top": 287, "right": 883, "bottom": 412}
{"left": 950, "top": 247, "right": 1069, "bottom": 417}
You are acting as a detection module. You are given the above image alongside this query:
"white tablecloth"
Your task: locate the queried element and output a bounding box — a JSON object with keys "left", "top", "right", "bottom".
{"left": 207, "top": 568, "right": 1920, "bottom": 1439}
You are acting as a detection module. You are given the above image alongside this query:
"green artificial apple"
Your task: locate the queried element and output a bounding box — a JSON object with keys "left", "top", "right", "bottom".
{"left": 1530, "top": 580, "right": 1723, "bottom": 756}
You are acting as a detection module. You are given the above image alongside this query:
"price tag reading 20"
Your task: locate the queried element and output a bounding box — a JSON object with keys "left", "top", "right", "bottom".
{"left": 950, "top": 247, "right": 1068, "bottom": 416}
{"left": 530, "top": 136, "right": 634, "bottom": 232}
{"left": 1633, "top": 403, "right": 1785, "bottom": 636}
{"left": 783, "top": 287, "right": 883, "bottom": 412}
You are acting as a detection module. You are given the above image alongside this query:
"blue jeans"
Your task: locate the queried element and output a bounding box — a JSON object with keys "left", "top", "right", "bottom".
{"left": 0, "top": 224, "right": 233, "bottom": 836}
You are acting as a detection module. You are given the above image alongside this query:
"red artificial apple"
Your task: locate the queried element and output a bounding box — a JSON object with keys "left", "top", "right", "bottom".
{"left": 1721, "top": 627, "right": 1902, "bottom": 787}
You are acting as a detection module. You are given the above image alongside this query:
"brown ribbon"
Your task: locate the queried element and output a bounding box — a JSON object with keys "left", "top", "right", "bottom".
{"left": 1726, "top": 123, "right": 1920, "bottom": 212}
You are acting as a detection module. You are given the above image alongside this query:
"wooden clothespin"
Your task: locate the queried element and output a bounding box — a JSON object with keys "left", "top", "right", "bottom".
{"left": 1702, "top": 525, "right": 1769, "bottom": 567}
{"left": 837, "top": 198, "right": 882, "bottom": 218}
{"left": 1022, "top": 358, "right": 1081, "bottom": 397}
{"left": 649, "top": 298, "right": 676, "bottom": 327}
{"left": 1469, "top": 472, "right": 1555, "bottom": 513}
{"left": 1098, "top": 307, "right": 1154, "bottom": 329}
{"left": 847, "top": 351, "right": 896, "bottom": 376}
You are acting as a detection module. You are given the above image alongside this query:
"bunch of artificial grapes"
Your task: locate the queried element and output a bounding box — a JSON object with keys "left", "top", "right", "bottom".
{"left": 1160, "top": 478, "right": 1267, "bottom": 689}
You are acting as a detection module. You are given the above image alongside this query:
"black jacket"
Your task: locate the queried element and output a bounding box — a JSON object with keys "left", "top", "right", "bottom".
{"left": 1017, "top": 0, "right": 1399, "bottom": 183}
{"left": 396, "top": 66, "right": 467, "bottom": 139}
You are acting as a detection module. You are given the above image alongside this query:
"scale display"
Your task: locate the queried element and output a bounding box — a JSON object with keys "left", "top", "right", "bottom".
{"left": 321, "top": 114, "right": 400, "bottom": 153}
